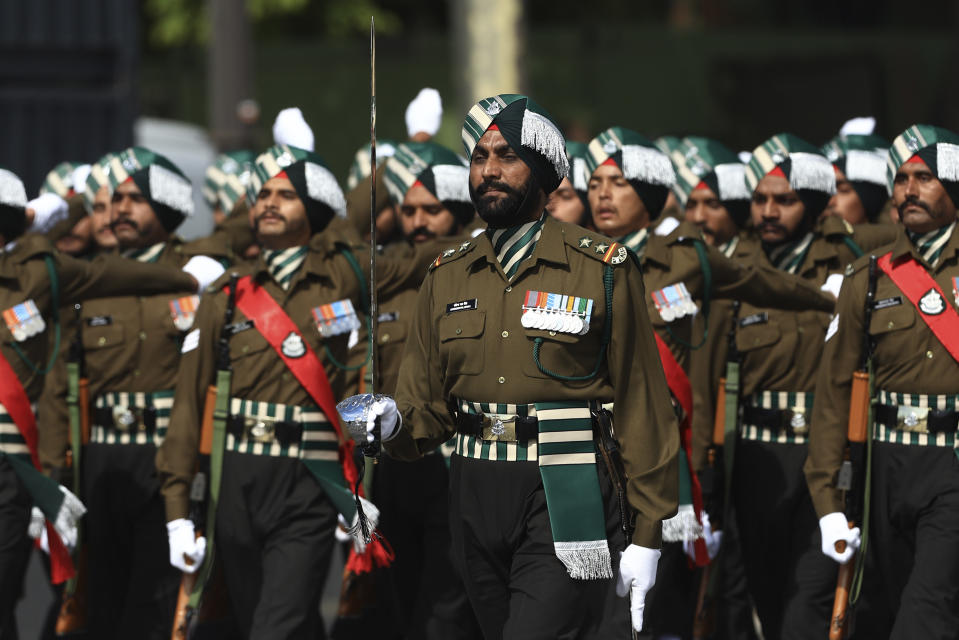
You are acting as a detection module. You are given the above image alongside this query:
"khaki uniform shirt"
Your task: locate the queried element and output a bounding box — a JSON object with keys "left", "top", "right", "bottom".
{"left": 806, "top": 223, "right": 959, "bottom": 517}
{"left": 157, "top": 232, "right": 441, "bottom": 521}
{"left": 386, "top": 216, "right": 680, "bottom": 548}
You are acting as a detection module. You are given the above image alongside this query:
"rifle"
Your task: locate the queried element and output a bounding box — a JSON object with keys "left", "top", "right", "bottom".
{"left": 171, "top": 273, "right": 239, "bottom": 639}
{"left": 829, "top": 256, "right": 877, "bottom": 640}
{"left": 56, "top": 304, "right": 90, "bottom": 636}
{"left": 592, "top": 407, "right": 638, "bottom": 640}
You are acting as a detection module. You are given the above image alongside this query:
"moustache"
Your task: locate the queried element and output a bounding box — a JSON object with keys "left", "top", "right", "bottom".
{"left": 109, "top": 217, "right": 137, "bottom": 232}
{"left": 758, "top": 221, "right": 788, "bottom": 235}
{"left": 475, "top": 180, "right": 521, "bottom": 198}
{"left": 407, "top": 226, "right": 436, "bottom": 242}
{"left": 254, "top": 210, "right": 284, "bottom": 228}
{"left": 693, "top": 222, "right": 715, "bottom": 237}
{"left": 897, "top": 196, "right": 931, "bottom": 216}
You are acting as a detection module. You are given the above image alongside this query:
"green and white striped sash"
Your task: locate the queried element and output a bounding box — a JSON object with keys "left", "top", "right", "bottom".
{"left": 0, "top": 402, "right": 35, "bottom": 460}
{"left": 453, "top": 399, "right": 539, "bottom": 461}
{"left": 488, "top": 215, "right": 545, "bottom": 280}
{"left": 123, "top": 242, "right": 166, "bottom": 264}
{"left": 874, "top": 389, "right": 959, "bottom": 449}
{"left": 263, "top": 246, "right": 308, "bottom": 290}
{"left": 767, "top": 232, "right": 814, "bottom": 274}
{"left": 907, "top": 221, "right": 955, "bottom": 268}
{"left": 225, "top": 398, "right": 339, "bottom": 462}
{"left": 91, "top": 390, "right": 175, "bottom": 446}
{"left": 740, "top": 390, "right": 814, "bottom": 445}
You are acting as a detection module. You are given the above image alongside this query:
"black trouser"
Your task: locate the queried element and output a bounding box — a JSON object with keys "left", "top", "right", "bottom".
{"left": 448, "top": 454, "right": 629, "bottom": 640}
{"left": 82, "top": 443, "right": 180, "bottom": 640}
{"left": 370, "top": 453, "right": 480, "bottom": 640}
{"left": 732, "top": 440, "right": 835, "bottom": 640}
{"left": 216, "top": 452, "right": 337, "bottom": 640}
{"left": 713, "top": 507, "right": 760, "bottom": 640}
{"left": 849, "top": 443, "right": 959, "bottom": 640}
{"left": 0, "top": 456, "right": 31, "bottom": 640}
{"left": 642, "top": 541, "right": 696, "bottom": 638}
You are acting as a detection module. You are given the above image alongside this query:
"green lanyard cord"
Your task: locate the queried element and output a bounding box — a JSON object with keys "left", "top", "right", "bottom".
{"left": 533, "top": 264, "right": 613, "bottom": 382}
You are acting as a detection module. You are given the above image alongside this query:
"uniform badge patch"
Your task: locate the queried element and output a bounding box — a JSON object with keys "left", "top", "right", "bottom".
{"left": 169, "top": 295, "right": 200, "bottom": 331}
{"left": 446, "top": 299, "right": 478, "bottom": 313}
{"left": 485, "top": 102, "right": 501, "bottom": 116}
{"left": 651, "top": 283, "right": 698, "bottom": 322}
{"left": 919, "top": 288, "right": 945, "bottom": 315}
{"left": 281, "top": 331, "right": 306, "bottom": 358}
{"left": 312, "top": 299, "right": 361, "bottom": 338}
{"left": 603, "top": 139, "right": 618, "bottom": 154}
{"left": 521, "top": 290, "right": 593, "bottom": 335}
{"left": 2, "top": 300, "right": 45, "bottom": 342}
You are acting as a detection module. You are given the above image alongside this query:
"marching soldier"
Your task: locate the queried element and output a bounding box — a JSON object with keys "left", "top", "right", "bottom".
{"left": 821, "top": 133, "right": 891, "bottom": 225}
{"left": 728, "top": 134, "right": 896, "bottom": 639}
{"left": 583, "top": 126, "right": 836, "bottom": 638}
{"left": 155, "top": 143, "right": 445, "bottom": 639}
{"left": 0, "top": 165, "right": 202, "bottom": 638}
{"left": 367, "top": 94, "right": 680, "bottom": 638}
{"left": 806, "top": 125, "right": 959, "bottom": 638}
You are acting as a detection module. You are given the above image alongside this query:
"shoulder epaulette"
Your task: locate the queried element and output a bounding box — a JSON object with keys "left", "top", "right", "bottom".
{"left": 822, "top": 216, "right": 855, "bottom": 238}
{"left": 429, "top": 239, "right": 476, "bottom": 270}
{"left": 207, "top": 266, "right": 251, "bottom": 294}
{"left": 565, "top": 233, "right": 629, "bottom": 265}
{"left": 844, "top": 250, "right": 886, "bottom": 276}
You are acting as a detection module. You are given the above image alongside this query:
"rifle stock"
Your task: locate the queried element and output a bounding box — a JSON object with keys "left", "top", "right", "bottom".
{"left": 54, "top": 547, "right": 88, "bottom": 635}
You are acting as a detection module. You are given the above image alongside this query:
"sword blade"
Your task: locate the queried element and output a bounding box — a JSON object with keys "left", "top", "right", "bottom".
{"left": 369, "top": 16, "right": 377, "bottom": 396}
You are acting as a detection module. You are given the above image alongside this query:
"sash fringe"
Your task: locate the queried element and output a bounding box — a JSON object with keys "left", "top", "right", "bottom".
{"left": 553, "top": 540, "right": 614, "bottom": 580}
{"left": 662, "top": 504, "right": 704, "bottom": 543}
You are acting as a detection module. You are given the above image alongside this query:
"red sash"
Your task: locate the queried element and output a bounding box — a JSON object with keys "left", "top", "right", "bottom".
{"left": 654, "top": 332, "right": 708, "bottom": 566}
{"left": 231, "top": 277, "right": 357, "bottom": 487}
{"left": 231, "top": 277, "right": 392, "bottom": 572}
{"left": 877, "top": 252, "right": 959, "bottom": 364}
{"left": 0, "top": 350, "right": 75, "bottom": 582}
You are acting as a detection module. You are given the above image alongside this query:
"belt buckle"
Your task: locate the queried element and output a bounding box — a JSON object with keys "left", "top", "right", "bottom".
{"left": 244, "top": 417, "right": 276, "bottom": 443}
{"left": 481, "top": 415, "right": 517, "bottom": 442}
{"left": 783, "top": 407, "right": 808, "bottom": 436}
{"left": 112, "top": 405, "right": 137, "bottom": 433}
{"left": 896, "top": 405, "right": 929, "bottom": 433}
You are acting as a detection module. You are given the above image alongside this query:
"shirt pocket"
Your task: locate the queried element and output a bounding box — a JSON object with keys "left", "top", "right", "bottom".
{"left": 868, "top": 304, "right": 915, "bottom": 336}
{"left": 438, "top": 310, "right": 485, "bottom": 376}
{"left": 228, "top": 325, "right": 271, "bottom": 362}
{"left": 735, "top": 320, "right": 782, "bottom": 353}
{"left": 521, "top": 327, "right": 599, "bottom": 384}
{"left": 82, "top": 324, "right": 125, "bottom": 352}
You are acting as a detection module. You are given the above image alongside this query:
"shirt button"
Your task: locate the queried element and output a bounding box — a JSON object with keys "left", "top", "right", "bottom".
{"left": 549, "top": 331, "right": 557, "bottom": 336}
{"left": 455, "top": 328, "right": 462, "bottom": 335}
{"left": 381, "top": 333, "right": 391, "bottom": 343}
{"left": 887, "top": 321, "right": 895, "bottom": 329}
{"left": 138, "top": 331, "right": 147, "bottom": 340}
{"left": 501, "top": 330, "right": 509, "bottom": 338}
{"left": 98, "top": 336, "right": 107, "bottom": 346}
{"left": 505, "top": 286, "right": 512, "bottom": 293}
{"left": 133, "top": 369, "right": 140, "bottom": 377}
{"left": 926, "top": 350, "right": 934, "bottom": 359}
{"left": 498, "top": 376, "right": 506, "bottom": 384}
{"left": 242, "top": 345, "right": 249, "bottom": 353}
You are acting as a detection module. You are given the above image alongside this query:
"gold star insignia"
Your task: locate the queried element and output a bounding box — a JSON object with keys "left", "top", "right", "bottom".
{"left": 594, "top": 243, "right": 609, "bottom": 253}
{"left": 459, "top": 242, "right": 471, "bottom": 251}
{"left": 443, "top": 249, "right": 456, "bottom": 257}
{"left": 579, "top": 237, "right": 592, "bottom": 248}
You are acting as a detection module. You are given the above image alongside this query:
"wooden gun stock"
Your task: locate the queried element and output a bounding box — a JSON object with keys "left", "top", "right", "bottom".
{"left": 170, "top": 570, "right": 198, "bottom": 640}
{"left": 829, "top": 524, "right": 856, "bottom": 640}
{"left": 199, "top": 385, "right": 217, "bottom": 455}
{"left": 847, "top": 371, "right": 869, "bottom": 443}
{"left": 54, "top": 547, "right": 88, "bottom": 635}
{"left": 712, "top": 377, "right": 727, "bottom": 447}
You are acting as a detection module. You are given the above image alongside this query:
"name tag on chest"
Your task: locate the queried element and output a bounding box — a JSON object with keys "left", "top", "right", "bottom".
{"left": 446, "top": 299, "right": 478, "bottom": 313}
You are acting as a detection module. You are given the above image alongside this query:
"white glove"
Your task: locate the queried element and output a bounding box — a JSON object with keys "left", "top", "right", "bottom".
{"left": 683, "top": 512, "right": 722, "bottom": 561}
{"left": 28, "top": 507, "right": 45, "bottom": 540}
{"left": 405, "top": 88, "right": 443, "bottom": 138}
{"left": 821, "top": 273, "right": 844, "bottom": 299}
{"left": 616, "top": 544, "right": 661, "bottom": 632}
{"left": 167, "top": 518, "right": 206, "bottom": 574}
{"left": 182, "top": 255, "right": 226, "bottom": 293}
{"left": 819, "top": 512, "right": 860, "bottom": 564}
{"left": 272, "top": 107, "right": 315, "bottom": 151}
{"left": 367, "top": 397, "right": 400, "bottom": 443}
{"left": 26, "top": 193, "right": 69, "bottom": 234}
{"left": 335, "top": 514, "right": 353, "bottom": 544}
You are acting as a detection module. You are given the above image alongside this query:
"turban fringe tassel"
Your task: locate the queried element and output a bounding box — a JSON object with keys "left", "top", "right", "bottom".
{"left": 622, "top": 146, "right": 676, "bottom": 187}
{"left": 937, "top": 143, "right": 959, "bottom": 182}
{"left": 787, "top": 152, "right": 836, "bottom": 193}
{"left": 521, "top": 110, "right": 570, "bottom": 181}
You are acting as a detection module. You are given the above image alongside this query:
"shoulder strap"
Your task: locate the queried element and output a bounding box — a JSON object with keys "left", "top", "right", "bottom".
{"left": 877, "top": 252, "right": 959, "bottom": 364}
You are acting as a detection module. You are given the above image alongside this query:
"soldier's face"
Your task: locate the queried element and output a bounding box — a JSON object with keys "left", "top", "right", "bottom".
{"left": 399, "top": 184, "right": 458, "bottom": 243}
{"left": 91, "top": 186, "right": 117, "bottom": 250}
{"left": 110, "top": 180, "right": 167, "bottom": 248}
{"left": 588, "top": 163, "right": 648, "bottom": 237}
{"left": 684, "top": 186, "right": 737, "bottom": 246}
{"left": 469, "top": 129, "right": 539, "bottom": 228}
{"left": 893, "top": 160, "right": 957, "bottom": 234}
{"left": 823, "top": 168, "right": 868, "bottom": 225}
{"left": 750, "top": 174, "right": 806, "bottom": 244}
{"left": 55, "top": 215, "right": 93, "bottom": 256}
{"left": 546, "top": 177, "right": 586, "bottom": 225}
{"left": 251, "top": 176, "right": 311, "bottom": 248}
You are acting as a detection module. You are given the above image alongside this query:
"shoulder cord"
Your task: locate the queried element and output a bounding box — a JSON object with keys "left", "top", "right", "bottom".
{"left": 12, "top": 255, "right": 61, "bottom": 375}
{"left": 532, "top": 264, "right": 613, "bottom": 381}
{"left": 842, "top": 235, "right": 865, "bottom": 259}
{"left": 323, "top": 244, "right": 372, "bottom": 371}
